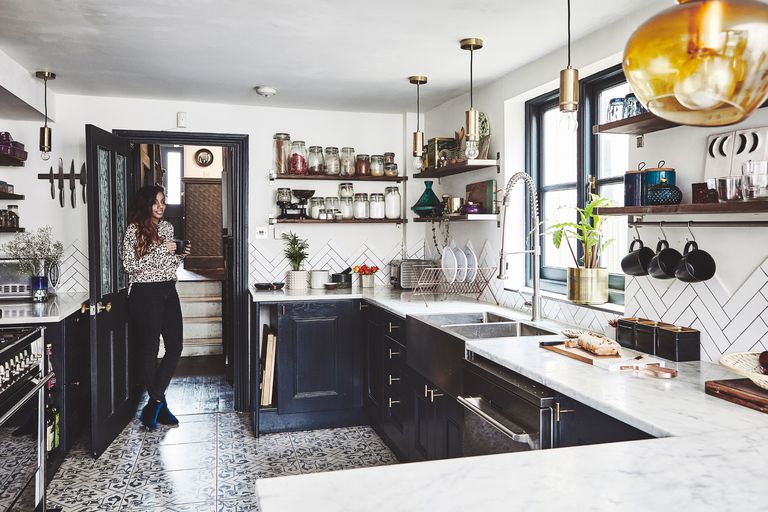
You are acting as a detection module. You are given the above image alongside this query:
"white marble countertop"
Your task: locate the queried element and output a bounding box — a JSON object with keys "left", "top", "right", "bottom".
{"left": 0, "top": 292, "right": 89, "bottom": 324}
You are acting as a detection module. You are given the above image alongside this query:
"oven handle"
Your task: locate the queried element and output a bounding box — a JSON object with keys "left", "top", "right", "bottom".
{"left": 457, "top": 395, "right": 533, "bottom": 446}
{"left": 0, "top": 372, "right": 54, "bottom": 425}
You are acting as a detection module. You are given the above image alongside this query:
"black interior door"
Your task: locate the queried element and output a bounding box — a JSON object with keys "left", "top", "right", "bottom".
{"left": 85, "top": 124, "right": 137, "bottom": 456}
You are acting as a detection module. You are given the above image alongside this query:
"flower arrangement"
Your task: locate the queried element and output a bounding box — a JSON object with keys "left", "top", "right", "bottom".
{"left": 353, "top": 264, "right": 379, "bottom": 275}
{"left": 4, "top": 226, "right": 64, "bottom": 277}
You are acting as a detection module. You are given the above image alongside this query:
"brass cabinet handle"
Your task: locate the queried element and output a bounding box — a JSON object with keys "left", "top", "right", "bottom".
{"left": 424, "top": 384, "right": 429, "bottom": 398}
{"left": 427, "top": 388, "right": 444, "bottom": 403}
{"left": 388, "top": 375, "right": 401, "bottom": 385}
{"left": 388, "top": 349, "right": 401, "bottom": 359}
{"left": 388, "top": 322, "right": 401, "bottom": 333}
{"left": 80, "top": 303, "right": 89, "bottom": 314}
{"left": 97, "top": 302, "right": 112, "bottom": 313}
{"left": 555, "top": 402, "right": 575, "bottom": 422}
{"left": 388, "top": 398, "right": 401, "bottom": 408}
{"left": 360, "top": 303, "right": 368, "bottom": 310}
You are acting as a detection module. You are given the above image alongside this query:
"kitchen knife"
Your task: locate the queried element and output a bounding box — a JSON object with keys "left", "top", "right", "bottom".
{"left": 57, "top": 158, "right": 65, "bottom": 208}
{"left": 48, "top": 165, "right": 54, "bottom": 199}
{"left": 80, "top": 163, "right": 87, "bottom": 204}
{"left": 69, "top": 159, "right": 76, "bottom": 208}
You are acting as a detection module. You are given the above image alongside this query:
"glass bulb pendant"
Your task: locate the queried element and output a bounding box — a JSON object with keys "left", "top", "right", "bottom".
{"left": 559, "top": 66, "right": 579, "bottom": 133}
{"left": 465, "top": 140, "right": 480, "bottom": 160}
{"left": 412, "top": 155, "right": 424, "bottom": 171}
{"left": 465, "top": 108, "right": 480, "bottom": 160}
{"left": 559, "top": 111, "right": 579, "bottom": 133}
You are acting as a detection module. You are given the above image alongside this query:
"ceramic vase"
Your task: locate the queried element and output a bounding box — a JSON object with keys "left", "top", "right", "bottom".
{"left": 286, "top": 270, "right": 308, "bottom": 291}
{"left": 411, "top": 180, "right": 442, "bottom": 217}
{"left": 31, "top": 275, "right": 48, "bottom": 302}
{"left": 361, "top": 274, "right": 375, "bottom": 288}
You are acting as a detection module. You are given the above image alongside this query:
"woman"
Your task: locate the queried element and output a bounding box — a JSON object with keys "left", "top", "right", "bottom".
{"left": 123, "top": 185, "right": 191, "bottom": 430}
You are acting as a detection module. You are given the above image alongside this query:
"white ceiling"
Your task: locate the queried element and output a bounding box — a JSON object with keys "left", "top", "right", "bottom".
{"left": 0, "top": 0, "right": 662, "bottom": 113}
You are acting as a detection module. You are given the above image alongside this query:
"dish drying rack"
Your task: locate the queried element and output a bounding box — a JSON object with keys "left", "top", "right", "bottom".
{"left": 411, "top": 266, "right": 499, "bottom": 305}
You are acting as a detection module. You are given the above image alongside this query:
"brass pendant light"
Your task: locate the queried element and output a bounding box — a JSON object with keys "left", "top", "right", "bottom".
{"left": 559, "top": 0, "right": 579, "bottom": 133}
{"left": 461, "top": 37, "right": 483, "bottom": 160}
{"left": 409, "top": 75, "right": 427, "bottom": 171}
{"left": 624, "top": 0, "right": 768, "bottom": 127}
{"left": 36, "top": 71, "right": 55, "bottom": 161}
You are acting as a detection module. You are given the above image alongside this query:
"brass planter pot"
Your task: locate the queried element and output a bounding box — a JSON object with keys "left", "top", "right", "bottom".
{"left": 567, "top": 267, "right": 608, "bottom": 305}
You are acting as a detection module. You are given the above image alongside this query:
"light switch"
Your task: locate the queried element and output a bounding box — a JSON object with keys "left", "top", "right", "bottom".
{"left": 176, "top": 112, "right": 187, "bottom": 128}
{"left": 253, "top": 226, "right": 268, "bottom": 239}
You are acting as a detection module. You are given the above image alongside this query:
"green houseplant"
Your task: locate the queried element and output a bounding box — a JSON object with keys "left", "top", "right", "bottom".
{"left": 4, "top": 226, "right": 64, "bottom": 302}
{"left": 547, "top": 194, "right": 613, "bottom": 304}
{"left": 282, "top": 231, "right": 309, "bottom": 290}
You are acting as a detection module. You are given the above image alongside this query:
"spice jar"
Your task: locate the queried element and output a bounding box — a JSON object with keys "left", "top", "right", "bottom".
{"left": 384, "top": 152, "right": 395, "bottom": 164}
{"left": 370, "top": 155, "right": 385, "bottom": 177}
{"left": 384, "top": 163, "right": 398, "bottom": 177}
{"left": 273, "top": 133, "right": 291, "bottom": 175}
{"left": 384, "top": 187, "right": 401, "bottom": 219}
{"left": 340, "top": 197, "right": 354, "bottom": 219}
{"left": 369, "top": 193, "right": 385, "bottom": 219}
{"left": 353, "top": 193, "right": 369, "bottom": 219}
{"left": 324, "top": 147, "right": 340, "bottom": 175}
{"left": 289, "top": 141, "right": 307, "bottom": 175}
{"left": 355, "top": 154, "right": 370, "bottom": 176}
{"left": 340, "top": 147, "right": 356, "bottom": 176}
{"left": 307, "top": 146, "right": 324, "bottom": 175}
{"left": 339, "top": 182, "right": 354, "bottom": 198}
{"left": 309, "top": 197, "right": 324, "bottom": 219}
{"left": 318, "top": 208, "right": 328, "bottom": 221}
{"left": 324, "top": 196, "right": 339, "bottom": 212}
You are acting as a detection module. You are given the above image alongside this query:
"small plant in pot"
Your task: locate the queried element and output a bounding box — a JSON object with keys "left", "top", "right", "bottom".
{"left": 547, "top": 194, "right": 613, "bottom": 305}
{"left": 282, "top": 231, "right": 309, "bottom": 290}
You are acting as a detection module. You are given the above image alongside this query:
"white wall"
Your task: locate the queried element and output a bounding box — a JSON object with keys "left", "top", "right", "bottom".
{"left": 183, "top": 145, "right": 223, "bottom": 178}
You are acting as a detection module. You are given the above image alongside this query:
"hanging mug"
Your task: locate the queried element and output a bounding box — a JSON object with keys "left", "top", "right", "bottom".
{"left": 648, "top": 240, "right": 683, "bottom": 280}
{"left": 621, "top": 239, "right": 655, "bottom": 276}
{"left": 675, "top": 241, "right": 716, "bottom": 282}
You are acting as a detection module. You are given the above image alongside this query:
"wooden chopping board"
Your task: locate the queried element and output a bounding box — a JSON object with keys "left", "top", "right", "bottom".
{"left": 540, "top": 342, "right": 621, "bottom": 365}
{"left": 465, "top": 179, "right": 496, "bottom": 214}
{"left": 705, "top": 378, "right": 768, "bottom": 414}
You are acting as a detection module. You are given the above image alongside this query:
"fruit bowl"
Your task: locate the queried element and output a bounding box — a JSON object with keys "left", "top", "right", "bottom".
{"left": 720, "top": 352, "right": 768, "bottom": 391}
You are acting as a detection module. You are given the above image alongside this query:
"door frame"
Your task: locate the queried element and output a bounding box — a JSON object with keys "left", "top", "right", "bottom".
{"left": 113, "top": 130, "right": 251, "bottom": 412}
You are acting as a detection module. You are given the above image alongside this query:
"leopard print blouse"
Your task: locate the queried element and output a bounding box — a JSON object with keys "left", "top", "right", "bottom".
{"left": 122, "top": 221, "right": 185, "bottom": 284}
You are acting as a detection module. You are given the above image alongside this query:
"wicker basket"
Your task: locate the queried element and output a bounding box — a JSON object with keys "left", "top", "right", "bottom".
{"left": 720, "top": 352, "right": 768, "bottom": 391}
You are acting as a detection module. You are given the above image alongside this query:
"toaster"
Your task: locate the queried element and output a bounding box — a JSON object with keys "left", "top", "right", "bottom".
{"left": 390, "top": 259, "right": 437, "bottom": 289}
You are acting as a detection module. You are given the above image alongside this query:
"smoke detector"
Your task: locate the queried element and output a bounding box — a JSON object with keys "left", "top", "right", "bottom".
{"left": 254, "top": 85, "right": 277, "bottom": 97}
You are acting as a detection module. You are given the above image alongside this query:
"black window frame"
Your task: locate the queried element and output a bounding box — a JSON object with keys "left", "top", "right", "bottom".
{"left": 524, "top": 64, "right": 627, "bottom": 304}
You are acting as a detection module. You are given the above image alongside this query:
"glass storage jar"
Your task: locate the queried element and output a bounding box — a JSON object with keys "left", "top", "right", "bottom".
{"left": 338, "top": 182, "right": 354, "bottom": 198}
{"left": 276, "top": 187, "right": 292, "bottom": 203}
{"left": 384, "top": 187, "right": 401, "bottom": 219}
{"left": 324, "top": 196, "right": 339, "bottom": 212}
{"left": 340, "top": 147, "right": 356, "bottom": 176}
{"left": 355, "top": 154, "right": 370, "bottom": 176}
{"left": 7, "top": 205, "right": 18, "bottom": 228}
{"left": 370, "top": 155, "right": 384, "bottom": 177}
{"left": 384, "top": 163, "right": 398, "bottom": 177}
{"left": 289, "top": 141, "right": 307, "bottom": 175}
{"left": 0, "top": 209, "right": 8, "bottom": 228}
{"left": 307, "top": 146, "right": 324, "bottom": 175}
{"left": 339, "top": 197, "right": 354, "bottom": 219}
{"left": 324, "top": 147, "right": 340, "bottom": 175}
{"left": 353, "top": 193, "right": 369, "bottom": 219}
{"left": 309, "top": 197, "right": 324, "bottom": 219}
{"left": 273, "top": 133, "right": 291, "bottom": 175}
{"left": 318, "top": 208, "right": 328, "bottom": 221}
{"left": 384, "top": 152, "right": 395, "bottom": 164}
{"left": 369, "top": 193, "right": 385, "bottom": 219}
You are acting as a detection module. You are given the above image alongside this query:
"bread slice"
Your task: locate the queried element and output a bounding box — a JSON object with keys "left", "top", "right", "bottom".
{"left": 577, "top": 332, "right": 620, "bottom": 356}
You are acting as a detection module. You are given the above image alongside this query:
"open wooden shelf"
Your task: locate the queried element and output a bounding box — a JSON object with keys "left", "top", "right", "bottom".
{"left": 0, "top": 192, "right": 24, "bottom": 200}
{"left": 596, "top": 202, "right": 768, "bottom": 216}
{"left": 270, "top": 174, "right": 406, "bottom": 183}
{"left": 0, "top": 156, "right": 25, "bottom": 167}
{"left": 0, "top": 227, "right": 25, "bottom": 233}
{"left": 275, "top": 218, "right": 406, "bottom": 224}
{"left": 414, "top": 158, "right": 500, "bottom": 179}
{"left": 413, "top": 214, "right": 499, "bottom": 223}
{"left": 592, "top": 112, "right": 679, "bottom": 136}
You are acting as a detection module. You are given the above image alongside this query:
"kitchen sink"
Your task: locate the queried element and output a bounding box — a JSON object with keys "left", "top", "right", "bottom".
{"left": 424, "top": 312, "right": 516, "bottom": 326}
{"left": 443, "top": 322, "right": 557, "bottom": 339}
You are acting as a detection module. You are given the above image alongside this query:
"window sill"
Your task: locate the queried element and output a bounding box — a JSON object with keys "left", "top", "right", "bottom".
{"left": 507, "top": 287, "right": 625, "bottom": 315}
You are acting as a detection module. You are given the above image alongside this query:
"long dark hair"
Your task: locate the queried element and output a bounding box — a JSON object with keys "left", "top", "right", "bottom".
{"left": 128, "top": 185, "right": 165, "bottom": 258}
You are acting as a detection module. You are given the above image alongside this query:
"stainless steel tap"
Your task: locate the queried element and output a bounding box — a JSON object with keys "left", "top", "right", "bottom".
{"left": 498, "top": 172, "right": 541, "bottom": 322}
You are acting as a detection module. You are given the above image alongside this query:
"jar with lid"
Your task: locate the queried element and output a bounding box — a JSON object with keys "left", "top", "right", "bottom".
{"left": 7, "top": 205, "right": 18, "bottom": 228}
{"left": 324, "top": 196, "right": 339, "bottom": 212}
{"left": 289, "top": 141, "right": 307, "bottom": 175}
{"left": 384, "top": 187, "right": 401, "bottom": 219}
{"left": 273, "top": 133, "right": 291, "bottom": 175}
{"left": 369, "top": 193, "right": 385, "bottom": 219}
{"left": 309, "top": 197, "right": 324, "bottom": 219}
{"left": 384, "top": 163, "right": 398, "bottom": 177}
{"left": 276, "top": 187, "right": 292, "bottom": 203}
{"left": 340, "top": 197, "right": 354, "bottom": 219}
{"left": 324, "top": 147, "right": 340, "bottom": 175}
{"left": 307, "top": 146, "right": 324, "bottom": 175}
{"left": 370, "top": 155, "right": 384, "bottom": 177}
{"left": 384, "top": 152, "right": 395, "bottom": 164}
{"left": 338, "top": 182, "right": 354, "bottom": 198}
{"left": 353, "top": 193, "right": 369, "bottom": 219}
{"left": 318, "top": 208, "right": 328, "bottom": 221}
{"left": 340, "top": 147, "right": 356, "bottom": 176}
{"left": 355, "top": 154, "right": 370, "bottom": 176}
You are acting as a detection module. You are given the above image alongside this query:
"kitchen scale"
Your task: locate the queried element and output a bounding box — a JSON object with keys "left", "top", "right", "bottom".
{"left": 276, "top": 189, "right": 314, "bottom": 220}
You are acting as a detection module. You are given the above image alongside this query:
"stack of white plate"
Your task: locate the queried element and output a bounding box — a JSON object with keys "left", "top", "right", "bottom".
{"left": 441, "top": 241, "right": 478, "bottom": 284}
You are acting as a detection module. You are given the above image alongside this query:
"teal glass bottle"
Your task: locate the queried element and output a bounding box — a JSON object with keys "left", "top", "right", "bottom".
{"left": 411, "top": 180, "right": 441, "bottom": 217}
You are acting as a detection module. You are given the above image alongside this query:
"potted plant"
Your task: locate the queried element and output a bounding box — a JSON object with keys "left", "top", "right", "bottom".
{"left": 353, "top": 264, "right": 379, "bottom": 288}
{"left": 282, "top": 232, "right": 309, "bottom": 290}
{"left": 547, "top": 194, "right": 613, "bottom": 305}
{"left": 4, "top": 226, "right": 64, "bottom": 302}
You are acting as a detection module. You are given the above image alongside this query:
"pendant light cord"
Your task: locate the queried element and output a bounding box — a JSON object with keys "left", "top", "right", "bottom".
{"left": 470, "top": 49, "right": 474, "bottom": 109}
{"left": 416, "top": 83, "right": 420, "bottom": 131}
{"left": 43, "top": 77, "right": 48, "bottom": 128}
{"left": 567, "top": 0, "right": 571, "bottom": 67}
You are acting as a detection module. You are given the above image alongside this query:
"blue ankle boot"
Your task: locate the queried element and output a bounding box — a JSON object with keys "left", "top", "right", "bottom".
{"left": 140, "top": 400, "right": 163, "bottom": 430}
{"left": 157, "top": 401, "right": 179, "bottom": 426}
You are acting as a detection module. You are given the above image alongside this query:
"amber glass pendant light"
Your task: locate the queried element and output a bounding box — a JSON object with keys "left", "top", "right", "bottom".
{"left": 409, "top": 75, "right": 427, "bottom": 171}
{"left": 461, "top": 37, "right": 483, "bottom": 160}
{"left": 559, "top": 0, "right": 579, "bottom": 133}
{"left": 624, "top": 0, "right": 768, "bottom": 127}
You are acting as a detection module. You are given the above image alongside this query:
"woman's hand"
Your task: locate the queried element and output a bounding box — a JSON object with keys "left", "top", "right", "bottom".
{"left": 164, "top": 241, "right": 177, "bottom": 254}
{"left": 183, "top": 241, "right": 192, "bottom": 256}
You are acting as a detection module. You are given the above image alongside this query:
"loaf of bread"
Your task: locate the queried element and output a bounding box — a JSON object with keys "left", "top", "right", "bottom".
{"left": 577, "top": 332, "right": 620, "bottom": 356}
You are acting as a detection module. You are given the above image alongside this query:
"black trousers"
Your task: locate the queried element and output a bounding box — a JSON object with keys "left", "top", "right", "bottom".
{"left": 128, "top": 281, "right": 183, "bottom": 402}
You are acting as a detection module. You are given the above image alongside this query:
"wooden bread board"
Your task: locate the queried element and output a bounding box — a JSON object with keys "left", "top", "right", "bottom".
{"left": 705, "top": 378, "right": 768, "bottom": 414}
{"left": 540, "top": 342, "right": 621, "bottom": 365}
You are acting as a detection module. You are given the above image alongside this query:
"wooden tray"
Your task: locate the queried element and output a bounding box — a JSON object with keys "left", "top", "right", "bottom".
{"left": 705, "top": 378, "right": 768, "bottom": 414}
{"left": 540, "top": 342, "right": 621, "bottom": 365}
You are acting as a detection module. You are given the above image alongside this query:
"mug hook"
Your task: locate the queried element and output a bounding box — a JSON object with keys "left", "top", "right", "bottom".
{"left": 633, "top": 223, "right": 641, "bottom": 241}
{"left": 658, "top": 221, "right": 668, "bottom": 241}
{"left": 686, "top": 221, "right": 696, "bottom": 242}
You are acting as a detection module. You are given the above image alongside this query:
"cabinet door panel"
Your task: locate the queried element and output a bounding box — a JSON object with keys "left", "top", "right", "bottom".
{"left": 364, "top": 320, "right": 382, "bottom": 418}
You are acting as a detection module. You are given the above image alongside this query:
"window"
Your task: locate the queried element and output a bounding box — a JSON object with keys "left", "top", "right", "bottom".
{"left": 162, "top": 147, "right": 183, "bottom": 205}
{"left": 525, "top": 64, "right": 628, "bottom": 303}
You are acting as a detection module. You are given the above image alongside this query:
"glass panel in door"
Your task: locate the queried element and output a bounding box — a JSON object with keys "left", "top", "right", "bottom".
{"left": 98, "top": 147, "right": 113, "bottom": 296}
{"left": 115, "top": 154, "right": 128, "bottom": 291}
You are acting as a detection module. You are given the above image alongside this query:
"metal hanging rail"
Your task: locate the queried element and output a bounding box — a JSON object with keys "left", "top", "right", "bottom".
{"left": 628, "top": 218, "right": 768, "bottom": 228}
